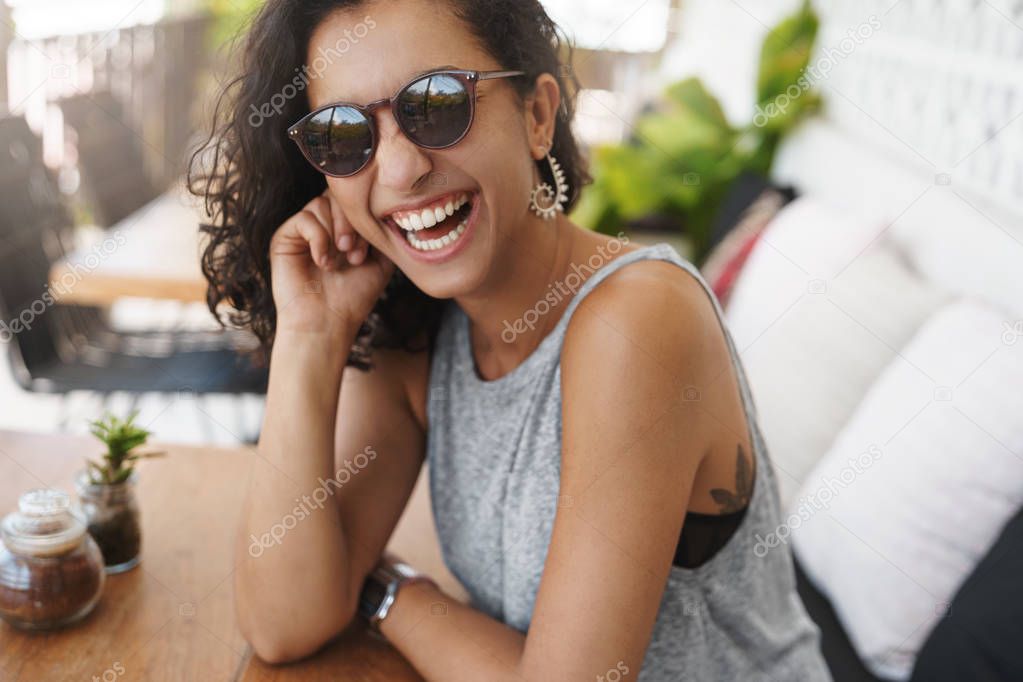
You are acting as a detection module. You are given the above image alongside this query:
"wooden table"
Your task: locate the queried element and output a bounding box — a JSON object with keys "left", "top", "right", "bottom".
{"left": 0, "top": 430, "right": 463, "bottom": 681}
{"left": 48, "top": 185, "right": 210, "bottom": 306}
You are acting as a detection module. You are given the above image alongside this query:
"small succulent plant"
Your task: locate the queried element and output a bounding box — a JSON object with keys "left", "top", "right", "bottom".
{"left": 86, "top": 412, "right": 163, "bottom": 485}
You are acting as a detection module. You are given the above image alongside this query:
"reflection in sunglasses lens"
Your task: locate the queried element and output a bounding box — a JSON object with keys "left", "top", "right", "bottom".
{"left": 398, "top": 73, "right": 471, "bottom": 147}
{"left": 303, "top": 106, "right": 373, "bottom": 176}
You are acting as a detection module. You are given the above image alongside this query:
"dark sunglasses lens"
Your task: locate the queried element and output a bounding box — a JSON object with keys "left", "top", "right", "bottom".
{"left": 396, "top": 73, "right": 471, "bottom": 148}
{"left": 298, "top": 106, "right": 373, "bottom": 176}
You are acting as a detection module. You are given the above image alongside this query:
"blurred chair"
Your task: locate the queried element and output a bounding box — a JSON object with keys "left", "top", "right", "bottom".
{"left": 58, "top": 91, "right": 159, "bottom": 227}
{"left": 0, "top": 115, "right": 267, "bottom": 429}
{"left": 0, "top": 227, "right": 267, "bottom": 395}
{"left": 1, "top": 115, "right": 254, "bottom": 354}
{"left": 53, "top": 92, "right": 251, "bottom": 351}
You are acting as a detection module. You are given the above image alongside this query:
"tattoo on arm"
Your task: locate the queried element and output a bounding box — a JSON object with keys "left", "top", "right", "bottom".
{"left": 709, "top": 444, "right": 753, "bottom": 513}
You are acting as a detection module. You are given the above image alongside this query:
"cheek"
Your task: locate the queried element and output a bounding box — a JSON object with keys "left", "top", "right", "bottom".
{"left": 466, "top": 124, "right": 533, "bottom": 202}
{"left": 326, "top": 179, "right": 376, "bottom": 236}
{"left": 489, "top": 146, "right": 534, "bottom": 210}
{"left": 465, "top": 100, "right": 531, "bottom": 178}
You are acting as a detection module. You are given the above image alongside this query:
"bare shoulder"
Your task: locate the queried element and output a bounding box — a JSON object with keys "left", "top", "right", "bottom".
{"left": 560, "top": 243, "right": 745, "bottom": 455}
{"left": 562, "top": 245, "right": 723, "bottom": 373}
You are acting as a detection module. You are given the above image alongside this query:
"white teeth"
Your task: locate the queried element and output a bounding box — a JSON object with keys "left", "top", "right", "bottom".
{"left": 390, "top": 193, "right": 472, "bottom": 232}
{"left": 405, "top": 220, "right": 468, "bottom": 252}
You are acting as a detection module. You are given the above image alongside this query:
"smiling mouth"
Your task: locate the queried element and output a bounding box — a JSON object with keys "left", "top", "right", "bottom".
{"left": 386, "top": 192, "right": 475, "bottom": 252}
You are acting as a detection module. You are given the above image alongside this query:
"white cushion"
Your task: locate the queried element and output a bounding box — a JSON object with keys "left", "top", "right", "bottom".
{"left": 772, "top": 120, "right": 1023, "bottom": 321}
{"left": 724, "top": 198, "right": 947, "bottom": 505}
{"left": 790, "top": 300, "right": 1023, "bottom": 680}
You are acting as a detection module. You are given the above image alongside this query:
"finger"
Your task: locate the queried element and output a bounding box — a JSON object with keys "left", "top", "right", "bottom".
{"left": 292, "top": 211, "right": 333, "bottom": 268}
{"left": 304, "top": 195, "right": 334, "bottom": 236}
{"left": 341, "top": 230, "right": 362, "bottom": 255}
{"left": 347, "top": 247, "right": 365, "bottom": 266}
{"left": 305, "top": 196, "right": 346, "bottom": 267}
{"left": 323, "top": 191, "right": 356, "bottom": 251}
{"left": 347, "top": 237, "right": 369, "bottom": 266}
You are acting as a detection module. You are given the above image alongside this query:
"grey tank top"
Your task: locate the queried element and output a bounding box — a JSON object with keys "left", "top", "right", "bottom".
{"left": 426, "top": 242, "right": 831, "bottom": 681}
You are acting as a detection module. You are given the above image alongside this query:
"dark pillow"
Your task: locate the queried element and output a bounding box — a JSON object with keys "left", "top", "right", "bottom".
{"left": 706, "top": 171, "right": 796, "bottom": 253}
{"left": 910, "top": 504, "right": 1023, "bottom": 681}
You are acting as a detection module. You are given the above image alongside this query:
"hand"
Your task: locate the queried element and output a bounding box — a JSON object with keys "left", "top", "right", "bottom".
{"left": 269, "top": 192, "right": 395, "bottom": 338}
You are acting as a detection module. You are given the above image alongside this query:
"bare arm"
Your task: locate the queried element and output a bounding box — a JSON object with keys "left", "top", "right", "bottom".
{"left": 234, "top": 194, "right": 426, "bottom": 663}
{"left": 236, "top": 329, "right": 354, "bottom": 662}
{"left": 376, "top": 263, "right": 732, "bottom": 680}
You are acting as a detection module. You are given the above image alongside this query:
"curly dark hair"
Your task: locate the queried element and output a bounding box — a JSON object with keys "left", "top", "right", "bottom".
{"left": 189, "top": 0, "right": 591, "bottom": 369}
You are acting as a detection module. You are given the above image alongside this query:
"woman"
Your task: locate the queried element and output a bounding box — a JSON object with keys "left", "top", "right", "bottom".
{"left": 192, "top": 0, "right": 831, "bottom": 679}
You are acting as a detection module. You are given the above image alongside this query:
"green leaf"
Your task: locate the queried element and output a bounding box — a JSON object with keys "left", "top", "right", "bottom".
{"left": 576, "top": 0, "right": 820, "bottom": 267}
{"left": 206, "top": 0, "right": 265, "bottom": 52}
{"left": 87, "top": 411, "right": 153, "bottom": 481}
{"left": 126, "top": 450, "right": 166, "bottom": 461}
{"left": 664, "top": 78, "right": 732, "bottom": 132}
{"left": 571, "top": 164, "right": 624, "bottom": 236}
{"left": 634, "top": 112, "right": 732, "bottom": 163}
{"left": 86, "top": 459, "right": 108, "bottom": 485}
{"left": 595, "top": 146, "right": 665, "bottom": 218}
{"left": 757, "top": 1, "right": 818, "bottom": 104}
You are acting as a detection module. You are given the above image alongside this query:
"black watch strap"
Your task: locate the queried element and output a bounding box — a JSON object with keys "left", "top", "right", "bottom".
{"left": 357, "top": 560, "right": 434, "bottom": 631}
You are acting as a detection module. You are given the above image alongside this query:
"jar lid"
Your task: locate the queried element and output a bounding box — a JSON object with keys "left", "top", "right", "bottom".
{"left": 1, "top": 489, "right": 86, "bottom": 557}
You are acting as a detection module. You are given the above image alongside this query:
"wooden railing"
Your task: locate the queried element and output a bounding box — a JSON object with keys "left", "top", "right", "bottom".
{"left": 4, "top": 13, "right": 212, "bottom": 190}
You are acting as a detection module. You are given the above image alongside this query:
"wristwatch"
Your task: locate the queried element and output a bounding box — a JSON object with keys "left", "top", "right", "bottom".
{"left": 358, "top": 558, "right": 436, "bottom": 631}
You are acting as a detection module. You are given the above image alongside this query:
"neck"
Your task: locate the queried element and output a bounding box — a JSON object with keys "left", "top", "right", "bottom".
{"left": 455, "top": 212, "right": 577, "bottom": 380}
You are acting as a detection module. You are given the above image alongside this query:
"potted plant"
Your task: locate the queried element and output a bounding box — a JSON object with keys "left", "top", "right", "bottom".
{"left": 572, "top": 1, "right": 820, "bottom": 265}
{"left": 75, "top": 412, "right": 163, "bottom": 573}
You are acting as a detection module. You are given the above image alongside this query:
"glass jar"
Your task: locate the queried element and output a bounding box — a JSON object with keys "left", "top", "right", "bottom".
{"left": 75, "top": 471, "right": 142, "bottom": 574}
{"left": 0, "top": 488, "right": 106, "bottom": 630}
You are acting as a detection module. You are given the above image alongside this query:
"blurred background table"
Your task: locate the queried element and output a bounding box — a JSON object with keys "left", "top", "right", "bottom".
{"left": 0, "top": 429, "right": 457, "bottom": 681}
{"left": 47, "top": 186, "right": 210, "bottom": 307}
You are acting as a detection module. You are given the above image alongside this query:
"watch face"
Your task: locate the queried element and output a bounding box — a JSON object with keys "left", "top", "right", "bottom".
{"left": 359, "top": 578, "right": 388, "bottom": 617}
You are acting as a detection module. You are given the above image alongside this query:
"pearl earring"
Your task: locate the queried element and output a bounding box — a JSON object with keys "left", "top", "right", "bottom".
{"left": 529, "top": 144, "right": 568, "bottom": 221}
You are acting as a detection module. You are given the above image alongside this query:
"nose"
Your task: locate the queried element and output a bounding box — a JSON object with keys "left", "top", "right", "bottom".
{"left": 372, "top": 110, "right": 432, "bottom": 190}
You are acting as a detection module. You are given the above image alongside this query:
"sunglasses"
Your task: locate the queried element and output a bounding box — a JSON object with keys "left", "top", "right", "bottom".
{"left": 287, "top": 68, "right": 525, "bottom": 178}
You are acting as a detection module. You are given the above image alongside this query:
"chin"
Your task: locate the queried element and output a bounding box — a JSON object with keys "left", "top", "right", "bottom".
{"left": 402, "top": 254, "right": 490, "bottom": 301}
